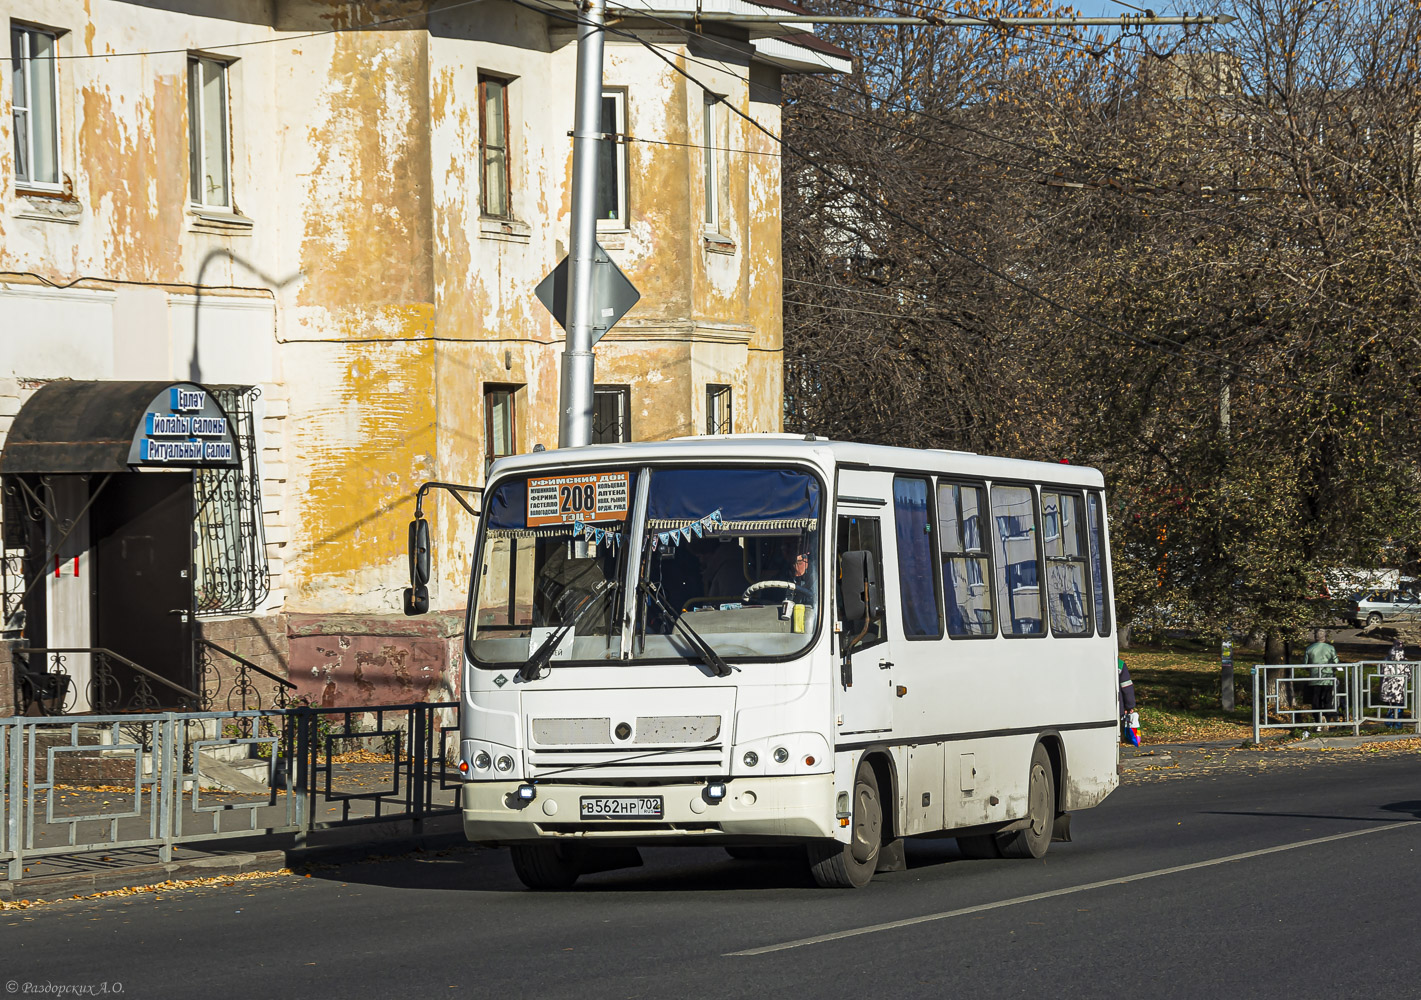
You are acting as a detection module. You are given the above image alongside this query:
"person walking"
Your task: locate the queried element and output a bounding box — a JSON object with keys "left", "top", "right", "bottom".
{"left": 1303, "top": 629, "right": 1341, "bottom": 727}
{"left": 1118, "top": 656, "right": 1140, "bottom": 745}
{"left": 1383, "top": 637, "right": 1408, "bottom": 728}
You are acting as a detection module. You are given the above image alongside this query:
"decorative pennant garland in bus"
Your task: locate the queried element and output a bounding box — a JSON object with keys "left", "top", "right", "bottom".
{"left": 571, "top": 520, "right": 624, "bottom": 549}
{"left": 650, "top": 509, "right": 723, "bottom": 551}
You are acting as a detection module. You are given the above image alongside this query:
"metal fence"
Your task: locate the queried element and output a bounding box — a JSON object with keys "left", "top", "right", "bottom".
{"left": 2, "top": 702, "right": 459, "bottom": 881}
{"left": 1252, "top": 661, "right": 1421, "bottom": 743}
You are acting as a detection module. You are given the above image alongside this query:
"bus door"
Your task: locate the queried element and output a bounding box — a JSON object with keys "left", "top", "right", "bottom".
{"left": 835, "top": 481, "right": 895, "bottom": 737}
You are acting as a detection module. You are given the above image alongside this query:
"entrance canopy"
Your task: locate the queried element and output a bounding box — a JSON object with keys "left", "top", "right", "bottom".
{"left": 0, "top": 380, "right": 240, "bottom": 475}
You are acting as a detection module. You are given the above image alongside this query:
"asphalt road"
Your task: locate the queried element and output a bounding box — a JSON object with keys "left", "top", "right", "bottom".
{"left": 7, "top": 754, "right": 1421, "bottom": 1000}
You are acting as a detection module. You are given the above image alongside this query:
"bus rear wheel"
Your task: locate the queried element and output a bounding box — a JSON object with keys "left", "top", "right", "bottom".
{"left": 808, "top": 759, "right": 881, "bottom": 888}
{"left": 995, "top": 743, "right": 1055, "bottom": 860}
{"left": 510, "top": 843, "right": 581, "bottom": 890}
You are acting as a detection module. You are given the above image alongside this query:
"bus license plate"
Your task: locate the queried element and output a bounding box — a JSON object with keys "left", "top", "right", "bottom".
{"left": 579, "top": 796, "right": 664, "bottom": 820}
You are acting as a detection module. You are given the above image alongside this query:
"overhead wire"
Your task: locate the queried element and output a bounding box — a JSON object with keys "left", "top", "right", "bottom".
{"left": 600, "top": 0, "right": 1406, "bottom": 387}
{"left": 510, "top": 0, "right": 1353, "bottom": 399}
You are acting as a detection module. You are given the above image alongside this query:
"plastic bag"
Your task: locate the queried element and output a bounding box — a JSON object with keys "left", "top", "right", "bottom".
{"left": 1122, "top": 710, "right": 1141, "bottom": 747}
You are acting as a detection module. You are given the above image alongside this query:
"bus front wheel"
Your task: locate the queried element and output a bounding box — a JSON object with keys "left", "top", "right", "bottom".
{"left": 510, "top": 843, "right": 581, "bottom": 890}
{"left": 995, "top": 743, "right": 1055, "bottom": 860}
{"left": 808, "top": 759, "right": 881, "bottom": 888}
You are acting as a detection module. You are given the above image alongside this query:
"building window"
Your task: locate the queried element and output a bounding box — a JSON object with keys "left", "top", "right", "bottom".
{"left": 702, "top": 93, "right": 720, "bottom": 230}
{"left": 596, "top": 90, "right": 628, "bottom": 227}
{"left": 485, "top": 385, "right": 517, "bottom": 474}
{"left": 10, "top": 25, "right": 59, "bottom": 188}
{"left": 706, "top": 384, "right": 732, "bottom": 435}
{"left": 479, "top": 75, "right": 512, "bottom": 218}
{"left": 592, "top": 386, "right": 631, "bottom": 443}
{"left": 187, "top": 56, "right": 231, "bottom": 209}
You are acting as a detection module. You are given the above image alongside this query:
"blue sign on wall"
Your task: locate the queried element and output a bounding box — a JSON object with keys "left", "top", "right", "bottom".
{"left": 127, "top": 383, "right": 239, "bottom": 468}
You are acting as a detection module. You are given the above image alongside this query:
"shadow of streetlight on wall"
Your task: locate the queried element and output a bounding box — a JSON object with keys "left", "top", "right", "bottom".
{"left": 190, "top": 248, "right": 305, "bottom": 382}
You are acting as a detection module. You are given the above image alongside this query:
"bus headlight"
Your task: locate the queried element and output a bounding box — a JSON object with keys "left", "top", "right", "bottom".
{"left": 742, "top": 751, "right": 759, "bottom": 767}
{"left": 495, "top": 755, "right": 514, "bottom": 772}
{"left": 474, "top": 751, "right": 491, "bottom": 771}
{"left": 773, "top": 747, "right": 789, "bottom": 763}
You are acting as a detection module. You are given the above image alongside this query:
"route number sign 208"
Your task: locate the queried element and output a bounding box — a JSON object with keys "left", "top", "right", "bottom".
{"left": 560, "top": 483, "right": 596, "bottom": 515}
{"left": 526, "top": 470, "right": 631, "bottom": 527}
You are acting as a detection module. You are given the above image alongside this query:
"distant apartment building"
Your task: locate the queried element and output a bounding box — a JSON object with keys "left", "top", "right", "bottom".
{"left": 0, "top": 0, "right": 848, "bottom": 714}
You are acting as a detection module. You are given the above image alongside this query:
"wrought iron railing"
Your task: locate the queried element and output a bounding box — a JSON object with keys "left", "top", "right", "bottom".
{"left": 197, "top": 638, "right": 297, "bottom": 715}
{"left": 194, "top": 385, "right": 269, "bottom": 617}
{"left": 13, "top": 647, "right": 202, "bottom": 715}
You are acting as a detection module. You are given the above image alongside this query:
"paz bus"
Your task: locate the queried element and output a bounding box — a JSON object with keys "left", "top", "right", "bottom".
{"left": 420, "top": 435, "right": 1120, "bottom": 889}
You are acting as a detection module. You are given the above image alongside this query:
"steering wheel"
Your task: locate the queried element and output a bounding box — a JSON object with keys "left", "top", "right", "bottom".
{"left": 743, "top": 580, "right": 808, "bottom": 604}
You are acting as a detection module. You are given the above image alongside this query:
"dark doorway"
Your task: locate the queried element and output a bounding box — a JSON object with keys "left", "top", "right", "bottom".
{"left": 91, "top": 473, "right": 195, "bottom": 710}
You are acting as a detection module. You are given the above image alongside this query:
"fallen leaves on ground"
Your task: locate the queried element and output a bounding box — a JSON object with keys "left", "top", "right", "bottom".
{"left": 1121, "top": 736, "right": 1421, "bottom": 784}
{"left": 0, "top": 867, "right": 293, "bottom": 911}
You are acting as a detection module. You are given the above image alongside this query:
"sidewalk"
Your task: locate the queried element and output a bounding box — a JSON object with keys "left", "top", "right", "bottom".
{"left": 1, "top": 813, "right": 468, "bottom": 903}
{"left": 1120, "top": 731, "right": 1421, "bottom": 783}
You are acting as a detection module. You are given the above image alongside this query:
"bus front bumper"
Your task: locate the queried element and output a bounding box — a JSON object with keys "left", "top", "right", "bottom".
{"left": 462, "top": 773, "right": 837, "bottom": 843}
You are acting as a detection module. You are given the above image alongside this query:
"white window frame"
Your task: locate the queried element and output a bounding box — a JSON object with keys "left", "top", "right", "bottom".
{"left": 596, "top": 89, "right": 628, "bottom": 230}
{"left": 187, "top": 55, "right": 231, "bottom": 210}
{"left": 11, "top": 24, "right": 60, "bottom": 190}
{"left": 702, "top": 93, "right": 720, "bottom": 231}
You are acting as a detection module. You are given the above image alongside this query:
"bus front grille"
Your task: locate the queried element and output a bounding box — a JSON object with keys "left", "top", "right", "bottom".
{"left": 527, "top": 747, "right": 725, "bottom": 777}
{"left": 529, "top": 715, "right": 722, "bottom": 747}
{"left": 633, "top": 715, "right": 721, "bottom": 743}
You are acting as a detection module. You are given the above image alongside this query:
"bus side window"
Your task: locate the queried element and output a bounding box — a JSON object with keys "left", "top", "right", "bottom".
{"left": 1086, "top": 491, "right": 1112, "bottom": 636}
{"left": 991, "top": 484, "right": 1044, "bottom": 636}
{"left": 893, "top": 476, "right": 942, "bottom": 639}
{"left": 837, "top": 514, "right": 887, "bottom": 651}
{"left": 1042, "top": 491, "right": 1092, "bottom": 637}
{"left": 938, "top": 482, "right": 995, "bottom": 637}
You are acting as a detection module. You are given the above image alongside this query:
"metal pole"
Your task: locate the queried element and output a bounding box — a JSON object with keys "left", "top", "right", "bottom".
{"left": 559, "top": 0, "right": 608, "bottom": 449}
{"left": 1251, "top": 666, "right": 1259, "bottom": 745}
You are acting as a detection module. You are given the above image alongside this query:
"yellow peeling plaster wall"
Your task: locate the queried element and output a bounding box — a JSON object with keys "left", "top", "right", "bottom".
{"left": 282, "top": 6, "right": 439, "bottom": 614}
{"left": 422, "top": 22, "right": 789, "bottom": 611}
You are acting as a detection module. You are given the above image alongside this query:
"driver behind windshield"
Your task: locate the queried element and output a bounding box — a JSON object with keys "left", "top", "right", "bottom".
{"left": 763, "top": 538, "right": 817, "bottom": 606}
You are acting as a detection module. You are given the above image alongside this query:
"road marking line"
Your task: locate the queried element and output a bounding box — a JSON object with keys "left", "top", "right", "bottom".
{"left": 726, "top": 821, "right": 1420, "bottom": 956}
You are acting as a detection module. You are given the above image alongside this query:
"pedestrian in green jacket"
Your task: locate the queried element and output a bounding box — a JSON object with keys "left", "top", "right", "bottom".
{"left": 1302, "top": 629, "right": 1340, "bottom": 724}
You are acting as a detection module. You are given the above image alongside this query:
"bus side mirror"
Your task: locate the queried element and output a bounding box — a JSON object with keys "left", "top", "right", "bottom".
{"left": 404, "top": 517, "right": 431, "bottom": 616}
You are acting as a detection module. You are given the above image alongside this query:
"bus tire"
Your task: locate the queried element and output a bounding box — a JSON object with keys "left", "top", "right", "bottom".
{"left": 510, "top": 844, "right": 581, "bottom": 890}
{"left": 996, "top": 743, "right": 1055, "bottom": 860}
{"left": 808, "top": 759, "right": 881, "bottom": 888}
{"left": 956, "top": 834, "right": 1001, "bottom": 859}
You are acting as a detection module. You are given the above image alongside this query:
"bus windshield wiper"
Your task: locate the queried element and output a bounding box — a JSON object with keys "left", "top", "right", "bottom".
{"left": 518, "top": 580, "right": 617, "bottom": 682}
{"left": 637, "top": 582, "right": 734, "bottom": 677}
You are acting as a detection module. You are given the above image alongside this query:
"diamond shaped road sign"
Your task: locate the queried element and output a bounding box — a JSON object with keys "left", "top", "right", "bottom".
{"left": 534, "top": 242, "right": 641, "bottom": 344}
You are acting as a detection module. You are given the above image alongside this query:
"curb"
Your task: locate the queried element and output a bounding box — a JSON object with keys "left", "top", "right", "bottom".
{"left": 0, "top": 850, "right": 288, "bottom": 903}
{"left": 1, "top": 817, "right": 470, "bottom": 904}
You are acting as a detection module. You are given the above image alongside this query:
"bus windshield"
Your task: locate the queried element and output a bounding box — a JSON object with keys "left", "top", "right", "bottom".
{"left": 633, "top": 466, "right": 822, "bottom": 661}
{"left": 469, "top": 470, "right": 636, "bottom": 667}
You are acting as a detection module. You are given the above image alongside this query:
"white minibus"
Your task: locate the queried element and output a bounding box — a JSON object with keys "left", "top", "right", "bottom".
{"left": 431, "top": 435, "right": 1119, "bottom": 888}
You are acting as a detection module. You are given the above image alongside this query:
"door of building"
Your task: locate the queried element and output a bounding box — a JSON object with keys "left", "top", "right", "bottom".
{"left": 91, "top": 473, "right": 195, "bottom": 710}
